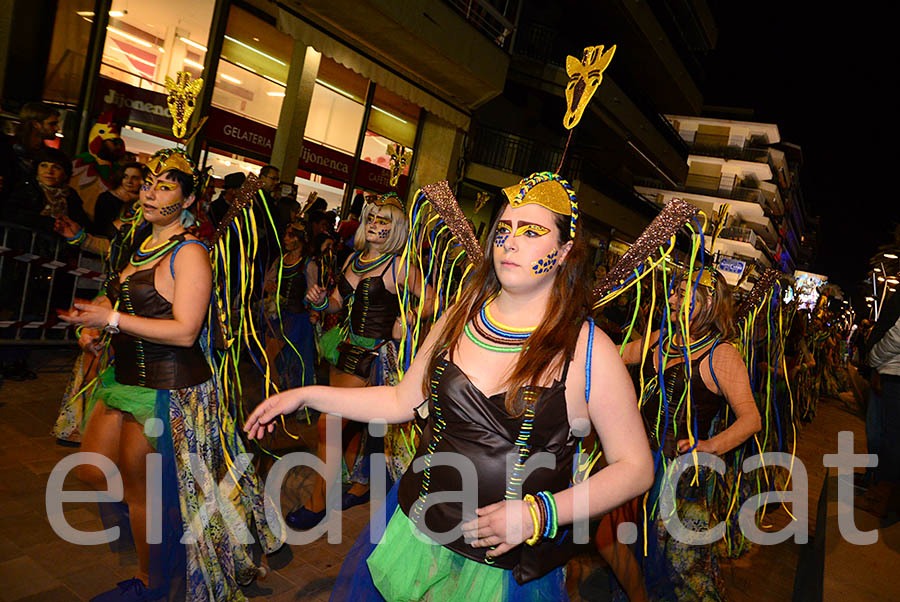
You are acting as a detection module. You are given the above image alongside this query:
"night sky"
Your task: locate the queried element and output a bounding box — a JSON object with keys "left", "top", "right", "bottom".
{"left": 704, "top": 4, "right": 896, "bottom": 300}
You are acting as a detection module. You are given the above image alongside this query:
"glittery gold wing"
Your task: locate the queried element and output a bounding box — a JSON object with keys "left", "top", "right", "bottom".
{"left": 396, "top": 182, "right": 482, "bottom": 374}
{"left": 592, "top": 198, "right": 699, "bottom": 308}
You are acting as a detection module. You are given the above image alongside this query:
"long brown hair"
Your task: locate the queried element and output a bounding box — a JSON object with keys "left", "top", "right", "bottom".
{"left": 424, "top": 208, "right": 591, "bottom": 416}
{"left": 684, "top": 271, "right": 737, "bottom": 341}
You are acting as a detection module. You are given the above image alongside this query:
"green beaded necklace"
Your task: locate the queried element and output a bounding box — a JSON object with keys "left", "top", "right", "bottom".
{"left": 464, "top": 322, "right": 523, "bottom": 353}
{"left": 130, "top": 236, "right": 180, "bottom": 267}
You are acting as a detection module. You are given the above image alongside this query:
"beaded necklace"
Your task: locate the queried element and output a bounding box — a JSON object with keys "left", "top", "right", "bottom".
{"left": 662, "top": 332, "right": 719, "bottom": 358}
{"left": 131, "top": 235, "right": 180, "bottom": 267}
{"left": 350, "top": 251, "right": 392, "bottom": 275}
{"left": 463, "top": 299, "right": 537, "bottom": 353}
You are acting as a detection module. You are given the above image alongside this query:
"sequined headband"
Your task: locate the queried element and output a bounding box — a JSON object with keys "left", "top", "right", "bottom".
{"left": 687, "top": 266, "right": 720, "bottom": 294}
{"left": 145, "top": 148, "right": 198, "bottom": 187}
{"left": 368, "top": 191, "right": 404, "bottom": 212}
{"left": 501, "top": 172, "right": 579, "bottom": 239}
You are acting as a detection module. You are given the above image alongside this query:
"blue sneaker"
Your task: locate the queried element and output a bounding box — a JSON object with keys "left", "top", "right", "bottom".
{"left": 90, "top": 579, "right": 159, "bottom": 602}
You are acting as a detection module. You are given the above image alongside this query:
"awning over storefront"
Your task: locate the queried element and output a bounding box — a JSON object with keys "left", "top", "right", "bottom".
{"left": 276, "top": 7, "right": 477, "bottom": 131}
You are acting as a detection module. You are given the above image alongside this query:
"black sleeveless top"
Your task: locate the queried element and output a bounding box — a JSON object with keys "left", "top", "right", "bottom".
{"left": 278, "top": 258, "right": 308, "bottom": 314}
{"left": 106, "top": 233, "right": 211, "bottom": 389}
{"left": 640, "top": 340, "right": 724, "bottom": 459}
{"left": 337, "top": 256, "right": 400, "bottom": 340}
{"left": 397, "top": 354, "right": 578, "bottom": 584}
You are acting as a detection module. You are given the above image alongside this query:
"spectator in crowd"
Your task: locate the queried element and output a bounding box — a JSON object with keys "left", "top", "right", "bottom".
{"left": 337, "top": 192, "right": 364, "bottom": 248}
{"left": 92, "top": 161, "right": 143, "bottom": 237}
{"left": 208, "top": 171, "right": 245, "bottom": 227}
{"left": 10, "top": 102, "right": 60, "bottom": 189}
{"left": 2, "top": 146, "right": 90, "bottom": 231}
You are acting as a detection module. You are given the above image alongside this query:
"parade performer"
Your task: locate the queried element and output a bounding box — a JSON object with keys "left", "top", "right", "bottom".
{"left": 59, "top": 72, "right": 282, "bottom": 602}
{"left": 285, "top": 192, "right": 423, "bottom": 529}
{"left": 246, "top": 171, "right": 659, "bottom": 601}
{"left": 618, "top": 265, "right": 761, "bottom": 601}
{"left": 263, "top": 219, "right": 316, "bottom": 390}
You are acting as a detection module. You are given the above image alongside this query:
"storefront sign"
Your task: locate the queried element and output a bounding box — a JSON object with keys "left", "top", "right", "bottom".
{"left": 205, "top": 108, "right": 276, "bottom": 158}
{"left": 718, "top": 256, "right": 746, "bottom": 276}
{"left": 93, "top": 77, "right": 172, "bottom": 131}
{"left": 358, "top": 160, "right": 408, "bottom": 194}
{"left": 298, "top": 140, "right": 352, "bottom": 181}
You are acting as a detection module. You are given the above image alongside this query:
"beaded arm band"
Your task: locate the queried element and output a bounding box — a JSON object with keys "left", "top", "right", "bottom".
{"left": 65, "top": 229, "right": 86, "bottom": 246}
{"left": 308, "top": 296, "right": 328, "bottom": 311}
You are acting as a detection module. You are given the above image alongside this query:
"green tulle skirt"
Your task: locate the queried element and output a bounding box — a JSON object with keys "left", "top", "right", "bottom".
{"left": 367, "top": 507, "right": 510, "bottom": 602}
{"left": 85, "top": 367, "right": 160, "bottom": 445}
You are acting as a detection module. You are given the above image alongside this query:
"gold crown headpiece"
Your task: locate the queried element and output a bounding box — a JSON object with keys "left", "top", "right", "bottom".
{"left": 368, "top": 191, "right": 404, "bottom": 212}
{"left": 501, "top": 172, "right": 579, "bottom": 239}
{"left": 686, "top": 266, "right": 721, "bottom": 294}
{"left": 146, "top": 148, "right": 199, "bottom": 186}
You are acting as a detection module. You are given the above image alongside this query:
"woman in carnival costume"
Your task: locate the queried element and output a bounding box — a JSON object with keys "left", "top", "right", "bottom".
{"left": 263, "top": 219, "right": 317, "bottom": 391}
{"left": 618, "top": 265, "right": 761, "bottom": 601}
{"left": 283, "top": 191, "right": 426, "bottom": 529}
{"left": 60, "top": 147, "right": 282, "bottom": 602}
{"left": 246, "top": 172, "right": 657, "bottom": 601}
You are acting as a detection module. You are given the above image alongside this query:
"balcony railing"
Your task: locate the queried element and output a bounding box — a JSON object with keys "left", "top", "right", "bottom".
{"left": 443, "top": 0, "right": 518, "bottom": 50}
{"left": 635, "top": 175, "right": 768, "bottom": 207}
{"left": 469, "top": 125, "right": 582, "bottom": 182}
{"left": 686, "top": 132, "right": 770, "bottom": 163}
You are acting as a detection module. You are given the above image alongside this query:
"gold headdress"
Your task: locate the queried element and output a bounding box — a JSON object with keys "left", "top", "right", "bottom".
{"left": 145, "top": 148, "right": 198, "bottom": 185}
{"left": 564, "top": 45, "right": 616, "bottom": 130}
{"left": 501, "top": 172, "right": 579, "bottom": 239}
{"left": 368, "top": 191, "right": 404, "bottom": 212}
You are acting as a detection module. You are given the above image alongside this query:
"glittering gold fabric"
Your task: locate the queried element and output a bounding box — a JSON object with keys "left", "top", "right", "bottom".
{"left": 735, "top": 268, "right": 779, "bottom": 321}
{"left": 593, "top": 198, "right": 699, "bottom": 302}
{"left": 421, "top": 181, "right": 484, "bottom": 265}
{"left": 212, "top": 174, "right": 263, "bottom": 244}
{"left": 502, "top": 180, "right": 572, "bottom": 216}
{"left": 146, "top": 149, "right": 196, "bottom": 183}
{"left": 370, "top": 192, "right": 405, "bottom": 211}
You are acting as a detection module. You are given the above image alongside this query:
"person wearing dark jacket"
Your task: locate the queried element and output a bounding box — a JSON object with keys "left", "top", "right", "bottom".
{"left": 2, "top": 146, "right": 90, "bottom": 232}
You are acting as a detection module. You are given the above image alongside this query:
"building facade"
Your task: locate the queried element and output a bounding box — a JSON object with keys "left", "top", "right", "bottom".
{"left": 2, "top": 0, "right": 515, "bottom": 213}
{"left": 636, "top": 114, "right": 816, "bottom": 288}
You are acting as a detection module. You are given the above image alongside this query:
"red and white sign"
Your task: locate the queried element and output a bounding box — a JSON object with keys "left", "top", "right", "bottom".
{"left": 205, "top": 107, "right": 276, "bottom": 158}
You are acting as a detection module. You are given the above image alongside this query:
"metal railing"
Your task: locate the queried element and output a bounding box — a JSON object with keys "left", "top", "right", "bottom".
{"left": 469, "top": 125, "right": 582, "bottom": 182}
{"left": 688, "top": 133, "right": 770, "bottom": 163}
{"left": 442, "top": 0, "right": 518, "bottom": 50}
{"left": 635, "top": 175, "right": 768, "bottom": 207}
{"left": 0, "top": 221, "right": 104, "bottom": 344}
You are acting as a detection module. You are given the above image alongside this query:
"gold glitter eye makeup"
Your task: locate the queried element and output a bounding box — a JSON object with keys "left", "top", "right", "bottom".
{"left": 515, "top": 224, "right": 550, "bottom": 238}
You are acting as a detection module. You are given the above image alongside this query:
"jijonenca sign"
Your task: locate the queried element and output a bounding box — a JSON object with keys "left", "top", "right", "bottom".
{"left": 102, "top": 88, "right": 170, "bottom": 117}
{"left": 299, "top": 143, "right": 351, "bottom": 177}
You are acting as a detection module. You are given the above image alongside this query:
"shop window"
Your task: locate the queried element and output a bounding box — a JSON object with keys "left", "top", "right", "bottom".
{"left": 303, "top": 57, "right": 369, "bottom": 154}
{"left": 360, "top": 85, "right": 420, "bottom": 173}
{"left": 43, "top": 0, "right": 95, "bottom": 104}
{"left": 97, "top": 0, "right": 214, "bottom": 92}
{"left": 209, "top": 5, "right": 293, "bottom": 127}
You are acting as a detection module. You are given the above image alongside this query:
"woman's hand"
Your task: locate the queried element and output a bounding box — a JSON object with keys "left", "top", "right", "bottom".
{"left": 244, "top": 388, "right": 307, "bottom": 440}
{"left": 677, "top": 438, "right": 718, "bottom": 455}
{"left": 78, "top": 327, "right": 104, "bottom": 355}
{"left": 54, "top": 216, "right": 81, "bottom": 239}
{"left": 461, "top": 499, "right": 533, "bottom": 560}
{"left": 306, "top": 284, "right": 326, "bottom": 306}
{"left": 57, "top": 301, "right": 112, "bottom": 329}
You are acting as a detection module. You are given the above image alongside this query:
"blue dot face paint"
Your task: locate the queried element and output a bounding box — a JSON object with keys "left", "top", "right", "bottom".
{"left": 494, "top": 222, "right": 512, "bottom": 248}
{"left": 158, "top": 201, "right": 183, "bottom": 217}
{"left": 531, "top": 247, "right": 559, "bottom": 276}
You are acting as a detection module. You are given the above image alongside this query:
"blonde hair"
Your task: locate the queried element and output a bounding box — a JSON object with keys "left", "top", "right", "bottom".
{"left": 354, "top": 202, "right": 408, "bottom": 255}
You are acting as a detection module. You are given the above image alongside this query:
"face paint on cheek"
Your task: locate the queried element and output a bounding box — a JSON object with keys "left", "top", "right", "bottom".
{"left": 494, "top": 233, "right": 509, "bottom": 248}
{"left": 531, "top": 247, "right": 559, "bottom": 276}
{"left": 158, "top": 201, "right": 183, "bottom": 217}
{"left": 376, "top": 227, "right": 390, "bottom": 239}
